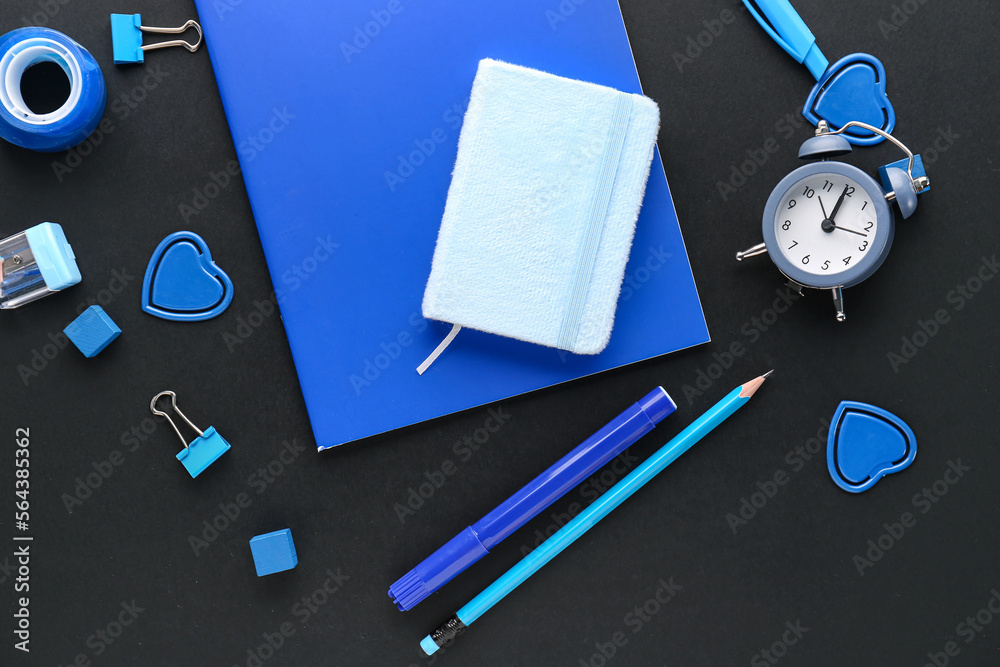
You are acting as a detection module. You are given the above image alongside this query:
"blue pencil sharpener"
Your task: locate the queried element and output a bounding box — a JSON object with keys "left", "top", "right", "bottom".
{"left": 0, "top": 222, "right": 81, "bottom": 308}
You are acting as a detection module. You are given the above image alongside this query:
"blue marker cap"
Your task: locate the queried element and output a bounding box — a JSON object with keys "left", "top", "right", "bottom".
{"left": 742, "top": 0, "right": 829, "bottom": 80}
{"left": 389, "top": 387, "right": 676, "bottom": 611}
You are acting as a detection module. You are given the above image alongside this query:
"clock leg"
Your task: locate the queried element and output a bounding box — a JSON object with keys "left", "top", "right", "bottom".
{"left": 736, "top": 242, "right": 768, "bottom": 262}
{"left": 832, "top": 287, "right": 845, "bottom": 322}
{"left": 786, "top": 280, "right": 805, "bottom": 296}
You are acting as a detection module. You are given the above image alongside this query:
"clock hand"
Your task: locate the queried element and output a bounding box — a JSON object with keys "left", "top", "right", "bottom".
{"left": 818, "top": 196, "right": 828, "bottom": 220}
{"left": 828, "top": 184, "right": 850, "bottom": 222}
{"left": 831, "top": 224, "right": 867, "bottom": 238}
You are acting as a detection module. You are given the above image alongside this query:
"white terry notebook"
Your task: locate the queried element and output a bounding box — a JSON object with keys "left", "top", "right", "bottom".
{"left": 419, "top": 59, "right": 661, "bottom": 371}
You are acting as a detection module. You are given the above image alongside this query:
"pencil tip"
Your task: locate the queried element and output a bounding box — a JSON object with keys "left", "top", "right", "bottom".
{"left": 739, "top": 371, "right": 772, "bottom": 398}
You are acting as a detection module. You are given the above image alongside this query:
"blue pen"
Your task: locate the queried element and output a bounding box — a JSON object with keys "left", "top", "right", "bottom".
{"left": 419, "top": 372, "right": 772, "bottom": 655}
{"left": 389, "top": 387, "right": 677, "bottom": 611}
{"left": 742, "top": 0, "right": 828, "bottom": 79}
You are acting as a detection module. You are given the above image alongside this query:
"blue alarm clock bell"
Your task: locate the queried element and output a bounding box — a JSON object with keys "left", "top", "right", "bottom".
{"left": 737, "top": 120, "right": 930, "bottom": 321}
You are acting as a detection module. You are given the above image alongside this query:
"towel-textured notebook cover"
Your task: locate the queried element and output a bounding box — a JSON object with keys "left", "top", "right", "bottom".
{"left": 423, "top": 60, "right": 659, "bottom": 355}
{"left": 193, "top": 0, "right": 710, "bottom": 449}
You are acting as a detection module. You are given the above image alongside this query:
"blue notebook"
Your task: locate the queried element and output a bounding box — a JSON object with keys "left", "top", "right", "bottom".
{"left": 193, "top": 0, "right": 709, "bottom": 449}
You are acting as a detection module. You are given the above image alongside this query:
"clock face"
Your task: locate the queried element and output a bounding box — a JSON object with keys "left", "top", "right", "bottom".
{"left": 773, "top": 173, "right": 879, "bottom": 277}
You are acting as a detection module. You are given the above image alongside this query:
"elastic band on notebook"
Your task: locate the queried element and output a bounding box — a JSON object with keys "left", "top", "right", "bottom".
{"left": 556, "top": 93, "right": 633, "bottom": 351}
{"left": 417, "top": 323, "right": 463, "bottom": 375}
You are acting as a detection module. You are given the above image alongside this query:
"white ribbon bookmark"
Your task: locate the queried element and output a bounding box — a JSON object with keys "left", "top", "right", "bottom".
{"left": 416, "top": 323, "right": 462, "bottom": 375}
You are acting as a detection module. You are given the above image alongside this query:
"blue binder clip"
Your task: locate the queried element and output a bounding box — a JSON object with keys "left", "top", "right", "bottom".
{"left": 150, "top": 391, "right": 231, "bottom": 478}
{"left": 111, "top": 14, "right": 203, "bottom": 65}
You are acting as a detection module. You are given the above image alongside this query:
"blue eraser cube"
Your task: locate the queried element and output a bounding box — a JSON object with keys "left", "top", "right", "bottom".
{"left": 64, "top": 305, "right": 121, "bottom": 358}
{"left": 175, "top": 426, "right": 231, "bottom": 478}
{"left": 878, "top": 154, "right": 928, "bottom": 194}
{"left": 250, "top": 529, "right": 298, "bottom": 576}
{"left": 111, "top": 13, "right": 145, "bottom": 64}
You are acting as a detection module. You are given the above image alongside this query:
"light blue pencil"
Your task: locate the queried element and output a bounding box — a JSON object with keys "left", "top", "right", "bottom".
{"left": 419, "top": 371, "right": 772, "bottom": 655}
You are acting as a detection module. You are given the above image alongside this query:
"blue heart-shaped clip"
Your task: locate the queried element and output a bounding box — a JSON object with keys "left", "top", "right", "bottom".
{"left": 803, "top": 53, "right": 895, "bottom": 146}
{"left": 142, "top": 231, "right": 234, "bottom": 321}
{"left": 827, "top": 401, "right": 916, "bottom": 493}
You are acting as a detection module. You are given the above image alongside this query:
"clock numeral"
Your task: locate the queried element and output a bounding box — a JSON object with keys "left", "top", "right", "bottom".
{"left": 802, "top": 186, "right": 815, "bottom": 198}
{"left": 844, "top": 186, "right": 855, "bottom": 197}
{"left": 782, "top": 220, "right": 792, "bottom": 230}
{"left": 822, "top": 260, "right": 830, "bottom": 270}
{"left": 787, "top": 239, "right": 798, "bottom": 249}
{"left": 859, "top": 240, "right": 869, "bottom": 252}
{"left": 843, "top": 256, "right": 852, "bottom": 266}
{"left": 801, "top": 254, "right": 810, "bottom": 265}
{"left": 864, "top": 221, "right": 873, "bottom": 232}
{"left": 822, "top": 180, "right": 834, "bottom": 192}
{"left": 862, "top": 200, "right": 869, "bottom": 211}
{"left": 787, "top": 199, "right": 797, "bottom": 209}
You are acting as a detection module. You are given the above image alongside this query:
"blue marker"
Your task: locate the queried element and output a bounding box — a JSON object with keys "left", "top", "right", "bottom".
{"left": 742, "top": 0, "right": 828, "bottom": 79}
{"left": 389, "top": 387, "right": 676, "bottom": 611}
{"left": 420, "top": 372, "right": 772, "bottom": 655}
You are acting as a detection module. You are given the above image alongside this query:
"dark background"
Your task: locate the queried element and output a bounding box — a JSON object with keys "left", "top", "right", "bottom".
{"left": 2, "top": 0, "right": 998, "bottom": 665}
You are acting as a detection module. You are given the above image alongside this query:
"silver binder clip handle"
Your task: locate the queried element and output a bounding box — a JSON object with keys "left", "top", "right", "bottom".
{"left": 140, "top": 20, "right": 204, "bottom": 54}
{"left": 150, "top": 390, "right": 205, "bottom": 450}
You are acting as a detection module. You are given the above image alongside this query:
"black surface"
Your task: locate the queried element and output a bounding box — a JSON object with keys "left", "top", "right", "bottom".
{"left": 2, "top": 1, "right": 998, "bottom": 665}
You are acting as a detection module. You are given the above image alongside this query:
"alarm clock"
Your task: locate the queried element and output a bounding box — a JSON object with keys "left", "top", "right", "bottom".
{"left": 736, "top": 120, "right": 930, "bottom": 321}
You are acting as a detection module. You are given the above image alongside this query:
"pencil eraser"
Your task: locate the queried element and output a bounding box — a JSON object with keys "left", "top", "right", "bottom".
{"left": 420, "top": 635, "right": 439, "bottom": 656}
